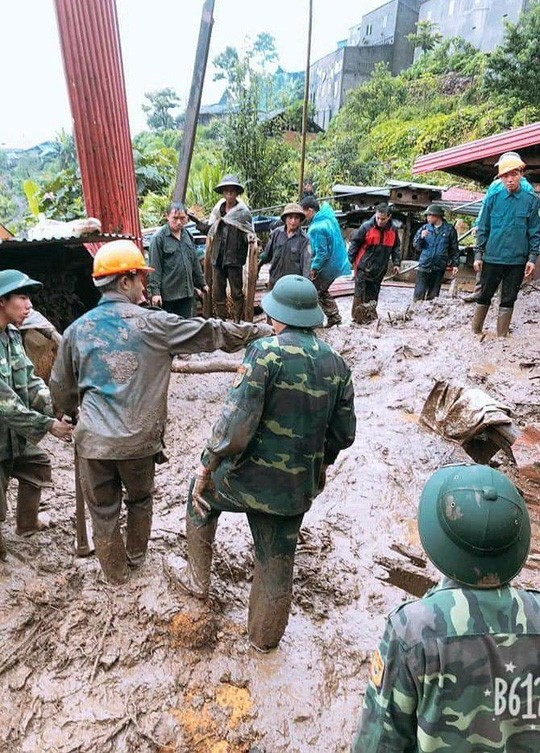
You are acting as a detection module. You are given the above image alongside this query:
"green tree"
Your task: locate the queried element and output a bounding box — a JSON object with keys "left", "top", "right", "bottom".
{"left": 39, "top": 129, "right": 77, "bottom": 171}
{"left": 407, "top": 20, "right": 443, "bottom": 53}
{"left": 485, "top": 0, "right": 540, "bottom": 113}
{"left": 142, "top": 88, "right": 181, "bottom": 131}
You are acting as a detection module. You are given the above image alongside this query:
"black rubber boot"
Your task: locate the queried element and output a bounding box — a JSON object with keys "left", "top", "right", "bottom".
{"left": 472, "top": 304, "right": 490, "bottom": 334}
{"left": 94, "top": 525, "right": 129, "bottom": 585}
{"left": 177, "top": 516, "right": 218, "bottom": 599}
{"left": 497, "top": 307, "right": 513, "bottom": 337}
{"left": 16, "top": 483, "right": 45, "bottom": 536}
{"left": 126, "top": 507, "right": 152, "bottom": 567}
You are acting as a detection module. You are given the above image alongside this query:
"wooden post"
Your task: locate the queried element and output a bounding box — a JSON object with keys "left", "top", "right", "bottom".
{"left": 402, "top": 212, "right": 412, "bottom": 261}
{"left": 298, "top": 0, "right": 314, "bottom": 199}
{"left": 173, "top": 0, "right": 215, "bottom": 203}
{"left": 243, "top": 238, "right": 259, "bottom": 322}
{"left": 203, "top": 236, "right": 213, "bottom": 318}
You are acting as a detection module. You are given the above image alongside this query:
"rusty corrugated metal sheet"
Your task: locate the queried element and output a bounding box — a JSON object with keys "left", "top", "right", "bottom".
{"left": 412, "top": 122, "right": 540, "bottom": 184}
{"left": 53, "top": 0, "right": 141, "bottom": 243}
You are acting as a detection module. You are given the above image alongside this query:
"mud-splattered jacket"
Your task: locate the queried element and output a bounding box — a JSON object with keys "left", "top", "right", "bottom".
{"left": 352, "top": 578, "right": 540, "bottom": 753}
{"left": 0, "top": 325, "right": 54, "bottom": 462}
{"left": 49, "top": 292, "right": 272, "bottom": 460}
{"left": 201, "top": 327, "right": 356, "bottom": 516}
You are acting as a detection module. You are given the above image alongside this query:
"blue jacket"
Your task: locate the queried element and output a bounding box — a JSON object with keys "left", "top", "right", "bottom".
{"left": 413, "top": 219, "right": 460, "bottom": 272}
{"left": 475, "top": 186, "right": 540, "bottom": 265}
{"left": 307, "top": 203, "right": 351, "bottom": 283}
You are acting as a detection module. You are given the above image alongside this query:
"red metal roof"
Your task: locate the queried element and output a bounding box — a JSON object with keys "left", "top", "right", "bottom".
{"left": 53, "top": 0, "right": 141, "bottom": 243}
{"left": 412, "top": 122, "right": 540, "bottom": 185}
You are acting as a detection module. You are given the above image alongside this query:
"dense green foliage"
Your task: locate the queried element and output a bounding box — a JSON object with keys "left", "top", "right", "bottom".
{"left": 485, "top": 0, "right": 540, "bottom": 115}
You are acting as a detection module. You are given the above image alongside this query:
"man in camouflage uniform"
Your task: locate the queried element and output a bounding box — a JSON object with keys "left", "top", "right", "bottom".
{"left": 352, "top": 463, "right": 540, "bottom": 753}
{"left": 179, "top": 275, "right": 356, "bottom": 651}
{"left": 50, "top": 240, "right": 271, "bottom": 586}
{"left": 0, "top": 270, "right": 73, "bottom": 560}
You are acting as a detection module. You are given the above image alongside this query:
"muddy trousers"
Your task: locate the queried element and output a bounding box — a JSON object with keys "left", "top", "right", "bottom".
{"left": 212, "top": 264, "right": 244, "bottom": 321}
{"left": 78, "top": 456, "right": 155, "bottom": 584}
{"left": 186, "top": 496, "right": 304, "bottom": 650}
{"left": 313, "top": 276, "right": 341, "bottom": 325}
{"left": 0, "top": 446, "right": 51, "bottom": 557}
{"left": 354, "top": 273, "right": 383, "bottom": 304}
{"left": 413, "top": 268, "right": 445, "bottom": 301}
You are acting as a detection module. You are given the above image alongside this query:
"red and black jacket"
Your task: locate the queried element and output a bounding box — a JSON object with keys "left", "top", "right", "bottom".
{"left": 348, "top": 216, "right": 400, "bottom": 281}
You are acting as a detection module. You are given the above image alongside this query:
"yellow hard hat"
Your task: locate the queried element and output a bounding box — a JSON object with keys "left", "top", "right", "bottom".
{"left": 92, "top": 240, "right": 154, "bottom": 279}
{"left": 496, "top": 153, "right": 525, "bottom": 177}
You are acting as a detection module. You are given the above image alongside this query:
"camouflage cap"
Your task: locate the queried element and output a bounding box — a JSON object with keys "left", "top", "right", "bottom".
{"left": 418, "top": 463, "right": 530, "bottom": 588}
{"left": 262, "top": 274, "right": 324, "bottom": 328}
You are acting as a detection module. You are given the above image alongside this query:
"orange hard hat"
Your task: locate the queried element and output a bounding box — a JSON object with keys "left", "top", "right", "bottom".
{"left": 92, "top": 240, "right": 154, "bottom": 279}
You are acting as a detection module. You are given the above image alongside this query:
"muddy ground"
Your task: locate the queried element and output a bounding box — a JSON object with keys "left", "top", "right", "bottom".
{"left": 0, "top": 281, "right": 539, "bottom": 753}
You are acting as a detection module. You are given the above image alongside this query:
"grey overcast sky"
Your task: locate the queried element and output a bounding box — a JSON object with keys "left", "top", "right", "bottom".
{"left": 2, "top": 0, "right": 382, "bottom": 148}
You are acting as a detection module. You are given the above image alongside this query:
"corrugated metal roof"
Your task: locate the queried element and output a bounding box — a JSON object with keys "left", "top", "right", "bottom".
{"left": 54, "top": 0, "right": 141, "bottom": 242}
{"left": 0, "top": 232, "right": 135, "bottom": 250}
{"left": 412, "top": 122, "right": 540, "bottom": 185}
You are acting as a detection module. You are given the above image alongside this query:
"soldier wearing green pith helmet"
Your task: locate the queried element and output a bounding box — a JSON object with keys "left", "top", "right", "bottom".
{"left": 352, "top": 463, "right": 540, "bottom": 753}
{"left": 178, "top": 274, "right": 356, "bottom": 652}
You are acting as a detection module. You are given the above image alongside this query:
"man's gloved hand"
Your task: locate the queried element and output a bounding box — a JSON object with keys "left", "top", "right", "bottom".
{"left": 191, "top": 468, "right": 214, "bottom": 517}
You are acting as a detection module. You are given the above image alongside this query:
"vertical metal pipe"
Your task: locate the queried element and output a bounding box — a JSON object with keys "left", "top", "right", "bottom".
{"left": 173, "top": 0, "right": 216, "bottom": 203}
{"left": 53, "top": 0, "right": 141, "bottom": 242}
{"left": 298, "top": 0, "right": 314, "bottom": 200}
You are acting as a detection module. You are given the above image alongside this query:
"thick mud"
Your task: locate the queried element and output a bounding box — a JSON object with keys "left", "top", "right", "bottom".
{"left": 1, "top": 281, "right": 539, "bottom": 752}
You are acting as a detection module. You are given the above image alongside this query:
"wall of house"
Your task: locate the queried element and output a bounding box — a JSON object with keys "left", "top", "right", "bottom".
{"left": 418, "top": 0, "right": 527, "bottom": 53}
{"left": 310, "top": 46, "right": 392, "bottom": 129}
{"left": 348, "top": 0, "right": 399, "bottom": 47}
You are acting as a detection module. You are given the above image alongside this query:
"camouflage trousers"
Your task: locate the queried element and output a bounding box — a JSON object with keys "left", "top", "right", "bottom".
{"left": 0, "top": 444, "right": 51, "bottom": 523}
{"left": 186, "top": 481, "right": 304, "bottom": 650}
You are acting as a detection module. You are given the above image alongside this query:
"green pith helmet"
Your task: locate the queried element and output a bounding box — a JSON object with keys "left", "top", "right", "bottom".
{"left": 424, "top": 204, "right": 445, "bottom": 217}
{"left": 0, "top": 269, "right": 42, "bottom": 298}
{"left": 262, "top": 274, "right": 324, "bottom": 328}
{"left": 418, "top": 464, "right": 531, "bottom": 588}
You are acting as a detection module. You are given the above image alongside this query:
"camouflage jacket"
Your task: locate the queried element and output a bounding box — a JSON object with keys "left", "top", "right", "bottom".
{"left": 50, "top": 292, "right": 271, "bottom": 461}
{"left": 201, "top": 327, "right": 356, "bottom": 516}
{"left": 0, "top": 325, "right": 54, "bottom": 461}
{"left": 353, "top": 578, "right": 540, "bottom": 753}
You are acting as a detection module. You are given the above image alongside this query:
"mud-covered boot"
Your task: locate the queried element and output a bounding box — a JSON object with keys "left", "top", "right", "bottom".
{"left": 0, "top": 526, "right": 7, "bottom": 561}
{"left": 472, "top": 303, "right": 490, "bottom": 334}
{"left": 351, "top": 298, "right": 377, "bottom": 325}
{"left": 177, "top": 516, "right": 218, "bottom": 599}
{"left": 324, "top": 314, "right": 342, "bottom": 328}
{"left": 15, "top": 483, "right": 46, "bottom": 536}
{"left": 214, "top": 301, "right": 228, "bottom": 320}
{"left": 93, "top": 525, "right": 129, "bottom": 585}
{"left": 126, "top": 507, "right": 152, "bottom": 568}
{"left": 497, "top": 307, "right": 513, "bottom": 338}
